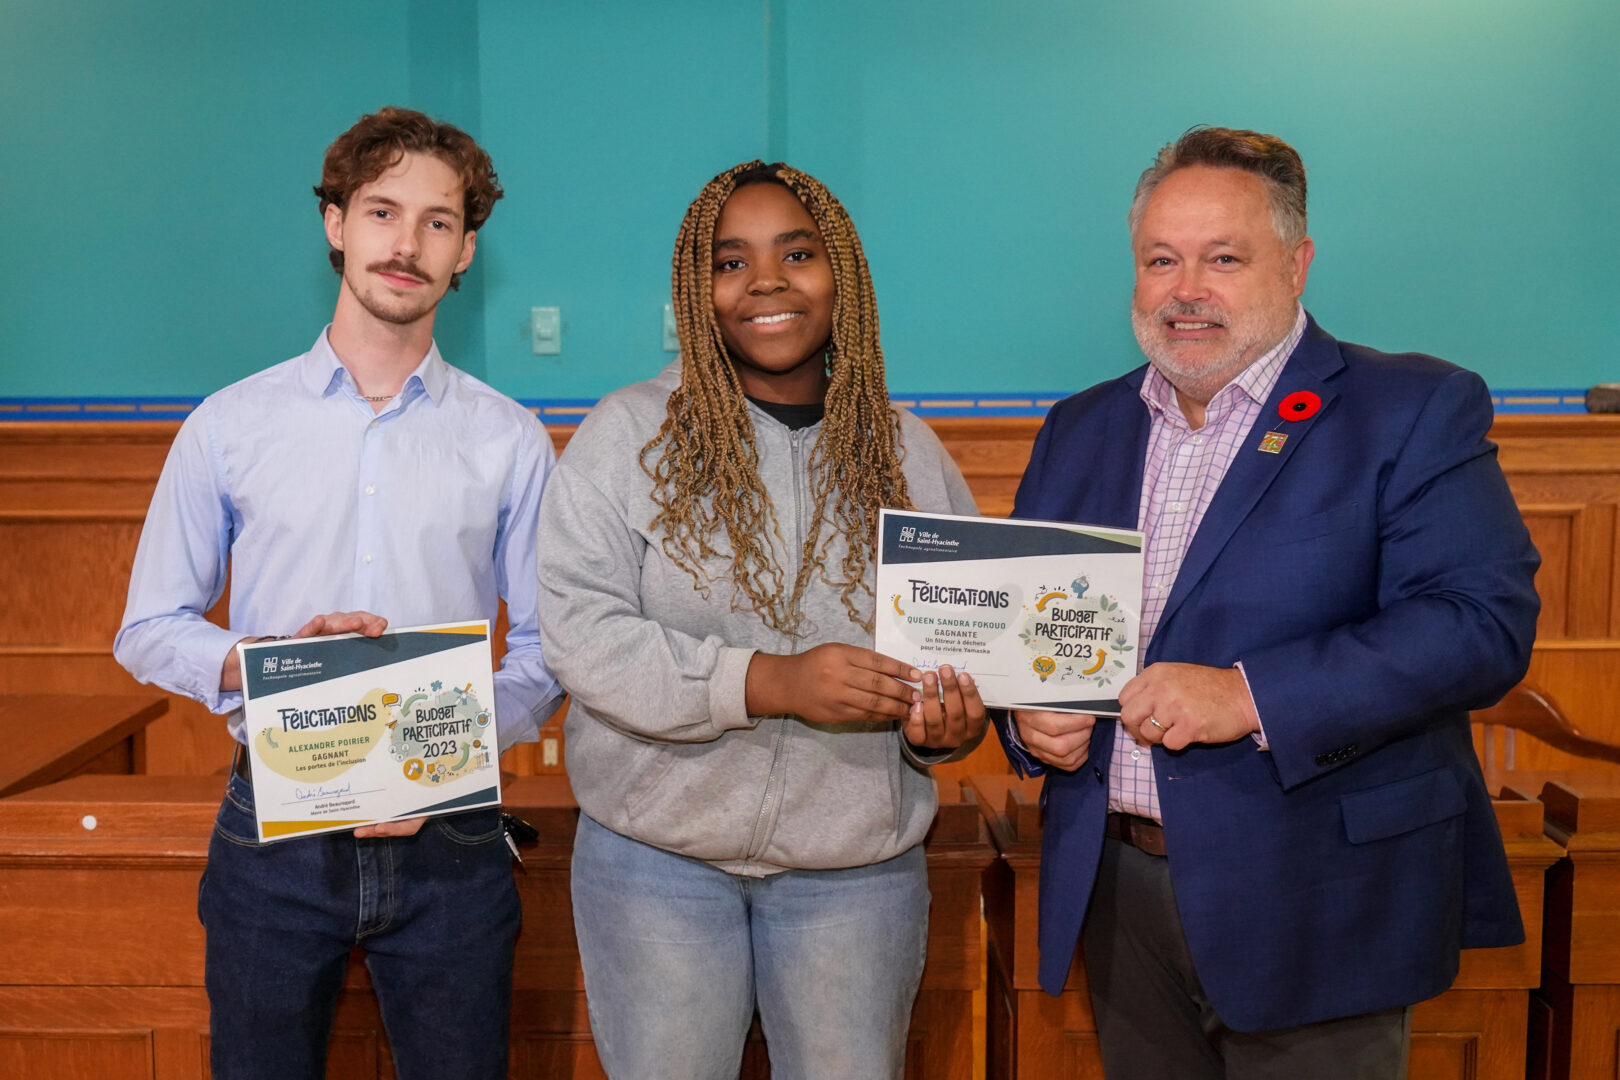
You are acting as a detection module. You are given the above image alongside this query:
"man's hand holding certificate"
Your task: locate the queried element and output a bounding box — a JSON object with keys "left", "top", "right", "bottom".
{"left": 236, "top": 621, "right": 502, "bottom": 842}
{"left": 875, "top": 510, "right": 1144, "bottom": 715}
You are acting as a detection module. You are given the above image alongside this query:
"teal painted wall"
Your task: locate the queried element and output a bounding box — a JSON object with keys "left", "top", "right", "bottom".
{"left": 775, "top": 0, "right": 1620, "bottom": 393}
{"left": 1, "top": 0, "right": 411, "bottom": 395}
{"left": 474, "top": 0, "right": 767, "bottom": 401}
{"left": 2, "top": 0, "right": 1615, "bottom": 400}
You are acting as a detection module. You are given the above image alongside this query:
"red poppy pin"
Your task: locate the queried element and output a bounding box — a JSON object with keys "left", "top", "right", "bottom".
{"left": 1278, "top": 390, "right": 1322, "bottom": 422}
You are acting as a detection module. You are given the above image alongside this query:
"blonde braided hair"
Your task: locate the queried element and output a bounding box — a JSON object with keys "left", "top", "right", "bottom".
{"left": 641, "top": 160, "right": 912, "bottom": 635}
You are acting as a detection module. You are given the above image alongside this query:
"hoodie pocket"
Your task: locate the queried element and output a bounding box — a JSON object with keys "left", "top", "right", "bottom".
{"left": 624, "top": 744, "right": 679, "bottom": 819}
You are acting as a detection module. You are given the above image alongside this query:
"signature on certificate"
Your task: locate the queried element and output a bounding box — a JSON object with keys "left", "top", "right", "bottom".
{"left": 294, "top": 782, "right": 354, "bottom": 802}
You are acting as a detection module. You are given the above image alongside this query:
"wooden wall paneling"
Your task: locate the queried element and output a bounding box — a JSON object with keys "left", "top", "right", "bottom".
{"left": 1490, "top": 417, "right": 1620, "bottom": 776}
{"left": 509, "top": 1020, "right": 603, "bottom": 1079}
{"left": 1533, "top": 779, "right": 1620, "bottom": 987}
{"left": 926, "top": 418, "right": 1042, "bottom": 519}
{"left": 915, "top": 782, "right": 999, "bottom": 1080}
{"left": 320, "top": 1012, "right": 389, "bottom": 1080}
{"left": 1449, "top": 790, "right": 1563, "bottom": 991}
{"left": 0, "top": 423, "right": 174, "bottom": 514}
{"left": 1612, "top": 502, "right": 1620, "bottom": 638}
{"left": 499, "top": 698, "right": 567, "bottom": 779}
{"left": 6, "top": 414, "right": 1618, "bottom": 792}
{"left": 1494, "top": 775, "right": 1620, "bottom": 1080}
{"left": 1534, "top": 973, "right": 1620, "bottom": 1080}
{"left": 1517, "top": 503, "right": 1580, "bottom": 639}
{"left": 0, "top": 653, "right": 233, "bottom": 780}
{"left": 0, "top": 989, "right": 212, "bottom": 1080}
{"left": 0, "top": 693, "right": 165, "bottom": 798}
{"left": 969, "top": 773, "right": 1105, "bottom": 1080}
{"left": 0, "top": 426, "right": 177, "bottom": 769}
{"left": 931, "top": 733, "right": 1016, "bottom": 787}
{"left": 1413, "top": 790, "right": 1565, "bottom": 1080}
{"left": 0, "top": 1028, "right": 158, "bottom": 1080}
{"left": 0, "top": 428, "right": 236, "bottom": 775}
{"left": 0, "top": 776, "right": 214, "bottom": 1080}
{"left": 1, "top": 516, "right": 143, "bottom": 641}
{"left": 1, "top": 411, "right": 1615, "bottom": 1077}
{"left": 0, "top": 775, "right": 403, "bottom": 1080}
{"left": 1516, "top": 502, "right": 1615, "bottom": 641}
{"left": 969, "top": 773, "right": 1565, "bottom": 1080}
{"left": 1501, "top": 645, "right": 1620, "bottom": 774}
{"left": 1407, "top": 989, "right": 1527, "bottom": 1080}
{"left": 499, "top": 773, "right": 996, "bottom": 1079}
{"left": 1570, "top": 503, "right": 1615, "bottom": 638}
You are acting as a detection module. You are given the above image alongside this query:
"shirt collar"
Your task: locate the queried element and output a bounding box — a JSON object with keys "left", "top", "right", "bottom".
{"left": 301, "top": 326, "right": 448, "bottom": 405}
{"left": 1139, "top": 304, "right": 1306, "bottom": 418}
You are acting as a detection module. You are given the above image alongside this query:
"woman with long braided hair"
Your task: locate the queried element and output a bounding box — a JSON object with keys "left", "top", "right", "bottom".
{"left": 537, "top": 161, "right": 985, "bottom": 1078}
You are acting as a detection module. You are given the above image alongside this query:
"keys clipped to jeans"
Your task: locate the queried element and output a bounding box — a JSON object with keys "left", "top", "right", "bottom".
{"left": 501, "top": 813, "right": 539, "bottom": 866}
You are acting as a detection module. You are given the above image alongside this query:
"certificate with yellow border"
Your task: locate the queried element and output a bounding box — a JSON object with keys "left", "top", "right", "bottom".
{"left": 236, "top": 621, "right": 501, "bottom": 842}
{"left": 875, "top": 510, "right": 1144, "bottom": 715}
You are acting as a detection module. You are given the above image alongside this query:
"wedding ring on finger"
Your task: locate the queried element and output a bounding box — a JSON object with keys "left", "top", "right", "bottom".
{"left": 1147, "top": 716, "right": 1166, "bottom": 732}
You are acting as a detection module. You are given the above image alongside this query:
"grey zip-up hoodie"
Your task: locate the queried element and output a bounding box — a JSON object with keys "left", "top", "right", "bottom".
{"left": 536, "top": 363, "right": 980, "bottom": 876}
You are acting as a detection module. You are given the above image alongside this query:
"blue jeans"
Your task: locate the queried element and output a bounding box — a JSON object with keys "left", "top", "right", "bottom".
{"left": 570, "top": 813, "right": 929, "bottom": 1080}
{"left": 198, "top": 772, "right": 520, "bottom": 1080}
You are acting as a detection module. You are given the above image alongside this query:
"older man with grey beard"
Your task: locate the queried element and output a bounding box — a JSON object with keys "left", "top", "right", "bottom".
{"left": 994, "top": 126, "right": 1539, "bottom": 1079}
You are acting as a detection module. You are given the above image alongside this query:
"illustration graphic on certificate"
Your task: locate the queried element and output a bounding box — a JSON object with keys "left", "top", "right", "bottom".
{"left": 237, "top": 622, "right": 501, "bottom": 842}
{"left": 875, "top": 510, "right": 1144, "bottom": 714}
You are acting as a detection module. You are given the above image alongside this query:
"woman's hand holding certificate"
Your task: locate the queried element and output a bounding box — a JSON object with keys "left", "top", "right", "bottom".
{"left": 745, "top": 646, "right": 986, "bottom": 751}
{"left": 903, "top": 665, "right": 987, "bottom": 751}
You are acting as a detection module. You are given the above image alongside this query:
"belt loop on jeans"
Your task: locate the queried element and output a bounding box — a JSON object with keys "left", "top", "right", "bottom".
{"left": 231, "top": 742, "right": 252, "bottom": 781}
{"left": 1105, "top": 811, "right": 1167, "bottom": 857}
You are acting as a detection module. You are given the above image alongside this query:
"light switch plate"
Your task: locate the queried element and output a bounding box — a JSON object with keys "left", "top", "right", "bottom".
{"left": 531, "top": 306, "right": 561, "bottom": 355}
{"left": 662, "top": 303, "right": 679, "bottom": 352}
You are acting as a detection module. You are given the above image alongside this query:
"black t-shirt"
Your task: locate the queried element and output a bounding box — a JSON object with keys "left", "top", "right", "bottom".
{"left": 746, "top": 395, "right": 825, "bottom": 431}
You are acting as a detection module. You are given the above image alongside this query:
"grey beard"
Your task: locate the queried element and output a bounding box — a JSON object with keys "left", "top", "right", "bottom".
{"left": 1131, "top": 303, "right": 1255, "bottom": 404}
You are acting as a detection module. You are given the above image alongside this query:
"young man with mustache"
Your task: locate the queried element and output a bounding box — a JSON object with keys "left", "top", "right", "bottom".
{"left": 996, "top": 126, "right": 1540, "bottom": 1078}
{"left": 115, "top": 107, "right": 560, "bottom": 1079}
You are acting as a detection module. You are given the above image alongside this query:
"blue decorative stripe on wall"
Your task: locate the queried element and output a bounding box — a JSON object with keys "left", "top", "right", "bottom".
{"left": 0, "top": 390, "right": 1594, "bottom": 422}
{"left": 1489, "top": 390, "right": 1592, "bottom": 414}
{"left": 0, "top": 397, "right": 207, "bottom": 422}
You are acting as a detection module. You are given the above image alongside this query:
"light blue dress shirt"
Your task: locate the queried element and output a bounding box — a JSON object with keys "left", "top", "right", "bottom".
{"left": 115, "top": 329, "right": 562, "bottom": 749}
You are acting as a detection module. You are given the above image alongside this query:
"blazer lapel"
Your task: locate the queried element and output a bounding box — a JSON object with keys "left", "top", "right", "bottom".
{"left": 1091, "top": 373, "right": 1153, "bottom": 530}
{"left": 1153, "top": 320, "right": 1345, "bottom": 637}
{"left": 1023, "top": 370, "right": 1152, "bottom": 532}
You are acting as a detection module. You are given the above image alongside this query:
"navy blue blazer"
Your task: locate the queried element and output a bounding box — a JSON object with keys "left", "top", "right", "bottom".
{"left": 999, "top": 317, "right": 1540, "bottom": 1032}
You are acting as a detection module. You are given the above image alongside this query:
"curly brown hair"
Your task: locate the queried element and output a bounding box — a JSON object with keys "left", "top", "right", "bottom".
{"left": 314, "top": 106, "right": 503, "bottom": 291}
{"left": 641, "top": 161, "right": 912, "bottom": 636}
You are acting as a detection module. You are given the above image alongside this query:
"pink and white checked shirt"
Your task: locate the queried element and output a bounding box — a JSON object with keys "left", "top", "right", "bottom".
{"left": 1109, "top": 307, "right": 1306, "bottom": 821}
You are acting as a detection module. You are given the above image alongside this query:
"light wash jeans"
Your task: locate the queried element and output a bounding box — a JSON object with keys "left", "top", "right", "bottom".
{"left": 571, "top": 812, "right": 929, "bottom": 1080}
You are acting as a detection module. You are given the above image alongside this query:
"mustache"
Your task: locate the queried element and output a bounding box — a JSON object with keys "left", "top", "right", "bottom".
{"left": 367, "top": 259, "right": 430, "bottom": 284}
{"left": 1151, "top": 300, "right": 1227, "bottom": 325}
